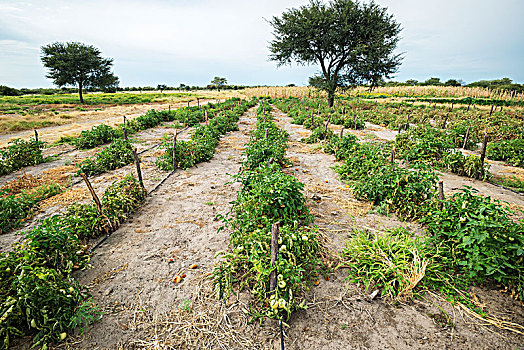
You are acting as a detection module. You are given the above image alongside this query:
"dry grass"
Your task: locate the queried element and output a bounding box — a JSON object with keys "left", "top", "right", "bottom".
{"left": 39, "top": 187, "right": 89, "bottom": 209}
{"left": 128, "top": 274, "right": 265, "bottom": 350}
{"left": 350, "top": 85, "right": 524, "bottom": 101}
{"left": 243, "top": 85, "right": 523, "bottom": 101}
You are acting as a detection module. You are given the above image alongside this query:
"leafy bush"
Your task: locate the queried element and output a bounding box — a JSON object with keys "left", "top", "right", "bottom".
{"left": 77, "top": 138, "right": 134, "bottom": 176}
{"left": 395, "top": 125, "right": 453, "bottom": 166}
{"left": 61, "top": 176, "right": 145, "bottom": 239}
{"left": 323, "top": 134, "right": 359, "bottom": 160}
{"left": 74, "top": 124, "right": 118, "bottom": 149}
{"left": 303, "top": 126, "right": 335, "bottom": 143}
{"left": 421, "top": 187, "right": 524, "bottom": 300}
{"left": 334, "top": 142, "right": 389, "bottom": 181}
{"left": 0, "top": 138, "right": 45, "bottom": 176}
{"left": 352, "top": 164, "right": 438, "bottom": 220}
{"left": 0, "top": 182, "right": 63, "bottom": 235}
{"left": 243, "top": 117, "right": 289, "bottom": 170}
{"left": 0, "top": 175, "right": 144, "bottom": 348}
{"left": 487, "top": 138, "right": 524, "bottom": 167}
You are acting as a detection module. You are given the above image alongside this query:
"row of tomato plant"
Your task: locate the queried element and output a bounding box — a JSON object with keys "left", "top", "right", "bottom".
{"left": 213, "top": 101, "right": 323, "bottom": 321}
{"left": 156, "top": 98, "right": 258, "bottom": 170}
{"left": 65, "top": 99, "right": 245, "bottom": 149}
{"left": 0, "top": 182, "right": 64, "bottom": 235}
{"left": 274, "top": 96, "right": 523, "bottom": 169}
{"left": 0, "top": 138, "right": 47, "bottom": 176}
{"left": 273, "top": 97, "right": 495, "bottom": 180}
{"left": 0, "top": 175, "right": 145, "bottom": 349}
{"left": 327, "top": 129, "right": 523, "bottom": 304}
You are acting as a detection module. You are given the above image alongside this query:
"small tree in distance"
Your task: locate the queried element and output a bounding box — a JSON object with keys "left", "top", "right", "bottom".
{"left": 157, "top": 84, "right": 167, "bottom": 93}
{"left": 269, "top": 0, "right": 402, "bottom": 107}
{"left": 210, "top": 77, "right": 227, "bottom": 91}
{"left": 41, "top": 42, "right": 119, "bottom": 103}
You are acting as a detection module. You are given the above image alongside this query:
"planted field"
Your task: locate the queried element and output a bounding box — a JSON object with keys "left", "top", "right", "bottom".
{"left": 0, "top": 92, "right": 523, "bottom": 349}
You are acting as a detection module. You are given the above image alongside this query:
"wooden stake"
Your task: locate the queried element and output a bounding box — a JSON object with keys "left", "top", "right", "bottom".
{"left": 197, "top": 98, "right": 200, "bottom": 109}
{"left": 265, "top": 128, "right": 269, "bottom": 139}
{"left": 269, "top": 223, "right": 279, "bottom": 293}
{"left": 442, "top": 113, "right": 449, "bottom": 129}
{"left": 390, "top": 147, "right": 395, "bottom": 164}
{"left": 132, "top": 148, "right": 145, "bottom": 191}
{"left": 398, "top": 124, "right": 402, "bottom": 134}
{"left": 80, "top": 173, "right": 102, "bottom": 213}
{"left": 340, "top": 126, "right": 344, "bottom": 138}
{"left": 323, "top": 117, "right": 330, "bottom": 139}
{"left": 479, "top": 135, "right": 488, "bottom": 180}
{"left": 462, "top": 125, "right": 471, "bottom": 149}
{"left": 123, "top": 115, "right": 126, "bottom": 125}
{"left": 122, "top": 127, "right": 128, "bottom": 140}
{"left": 172, "top": 131, "right": 178, "bottom": 171}
{"left": 438, "top": 181, "right": 444, "bottom": 209}
{"left": 34, "top": 130, "right": 38, "bottom": 142}
{"left": 168, "top": 105, "right": 171, "bottom": 112}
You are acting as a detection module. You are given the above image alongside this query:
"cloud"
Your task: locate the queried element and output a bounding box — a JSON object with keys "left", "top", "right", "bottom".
{"left": 0, "top": 0, "right": 523, "bottom": 87}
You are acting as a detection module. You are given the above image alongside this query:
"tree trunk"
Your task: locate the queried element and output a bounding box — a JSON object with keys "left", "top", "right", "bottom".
{"left": 327, "top": 88, "right": 335, "bottom": 108}
{"left": 78, "top": 80, "right": 84, "bottom": 104}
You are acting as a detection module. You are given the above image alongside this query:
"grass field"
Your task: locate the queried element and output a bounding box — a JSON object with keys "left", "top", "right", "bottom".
{"left": 0, "top": 90, "right": 242, "bottom": 134}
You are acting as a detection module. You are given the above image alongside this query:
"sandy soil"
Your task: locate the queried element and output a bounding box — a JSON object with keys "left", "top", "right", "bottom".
{"left": 5, "top": 106, "right": 524, "bottom": 349}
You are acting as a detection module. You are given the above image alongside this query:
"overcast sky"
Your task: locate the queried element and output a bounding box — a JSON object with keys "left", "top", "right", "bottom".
{"left": 1, "top": 0, "right": 523, "bottom": 88}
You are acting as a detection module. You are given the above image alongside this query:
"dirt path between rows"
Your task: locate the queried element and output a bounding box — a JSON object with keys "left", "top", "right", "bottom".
{"left": 11, "top": 106, "right": 524, "bottom": 349}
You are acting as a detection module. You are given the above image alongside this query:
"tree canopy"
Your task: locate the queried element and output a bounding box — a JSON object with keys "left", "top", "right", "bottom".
{"left": 41, "top": 42, "right": 119, "bottom": 103}
{"left": 210, "top": 77, "right": 227, "bottom": 91}
{"left": 269, "top": 0, "right": 402, "bottom": 106}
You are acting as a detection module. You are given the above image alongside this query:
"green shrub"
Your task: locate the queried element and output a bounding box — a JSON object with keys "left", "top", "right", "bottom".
{"left": 0, "top": 182, "right": 63, "bottom": 235}
{"left": 0, "top": 138, "right": 45, "bottom": 176}
{"left": 352, "top": 165, "right": 438, "bottom": 220}
{"left": 421, "top": 187, "right": 524, "bottom": 300}
{"left": 74, "top": 124, "right": 118, "bottom": 149}
{"left": 323, "top": 134, "right": 359, "bottom": 160}
{"left": 77, "top": 138, "right": 134, "bottom": 176}
{"left": 303, "top": 127, "right": 335, "bottom": 143}
{"left": 487, "top": 139, "right": 524, "bottom": 167}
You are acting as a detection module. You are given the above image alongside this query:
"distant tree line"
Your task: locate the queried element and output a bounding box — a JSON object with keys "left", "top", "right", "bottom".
{"left": 0, "top": 84, "right": 249, "bottom": 96}
{"left": 373, "top": 77, "right": 524, "bottom": 93}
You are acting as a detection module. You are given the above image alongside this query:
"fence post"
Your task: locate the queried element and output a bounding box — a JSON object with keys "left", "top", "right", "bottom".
{"left": 172, "top": 131, "right": 178, "bottom": 171}
{"left": 80, "top": 173, "right": 102, "bottom": 213}
{"left": 462, "top": 125, "right": 471, "bottom": 149}
{"left": 438, "top": 181, "right": 445, "bottom": 209}
{"left": 269, "top": 223, "right": 279, "bottom": 293}
{"left": 132, "top": 148, "right": 145, "bottom": 191}
{"left": 479, "top": 135, "right": 488, "bottom": 180}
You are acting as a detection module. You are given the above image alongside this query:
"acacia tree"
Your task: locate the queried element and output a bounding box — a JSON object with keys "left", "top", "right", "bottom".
{"left": 210, "top": 77, "right": 227, "bottom": 91}
{"left": 41, "top": 42, "right": 119, "bottom": 103}
{"left": 269, "top": 0, "right": 402, "bottom": 107}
